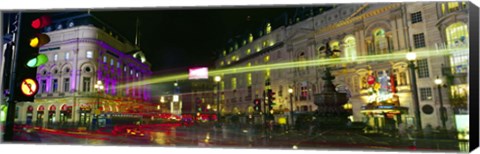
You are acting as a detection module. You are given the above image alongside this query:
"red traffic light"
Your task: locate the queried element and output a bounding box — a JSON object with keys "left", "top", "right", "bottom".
{"left": 253, "top": 99, "right": 261, "bottom": 105}
{"left": 31, "top": 15, "right": 51, "bottom": 29}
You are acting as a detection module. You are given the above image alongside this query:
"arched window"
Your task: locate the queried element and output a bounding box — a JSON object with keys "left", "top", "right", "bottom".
{"left": 446, "top": 22, "right": 468, "bottom": 47}
{"left": 373, "top": 29, "right": 388, "bottom": 54}
{"left": 329, "top": 41, "right": 340, "bottom": 50}
{"left": 298, "top": 52, "right": 307, "bottom": 71}
{"left": 446, "top": 22, "right": 469, "bottom": 73}
{"left": 448, "top": 2, "right": 460, "bottom": 12}
{"left": 343, "top": 36, "right": 357, "bottom": 61}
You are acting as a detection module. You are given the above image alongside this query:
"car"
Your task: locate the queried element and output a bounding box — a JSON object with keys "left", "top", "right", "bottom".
{"left": 126, "top": 128, "right": 145, "bottom": 137}
{"left": 347, "top": 122, "right": 368, "bottom": 132}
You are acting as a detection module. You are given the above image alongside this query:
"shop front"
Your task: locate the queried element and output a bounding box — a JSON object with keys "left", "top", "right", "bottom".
{"left": 47, "top": 105, "right": 56, "bottom": 125}
{"left": 59, "top": 104, "right": 72, "bottom": 124}
{"left": 26, "top": 105, "right": 33, "bottom": 125}
{"left": 36, "top": 106, "right": 45, "bottom": 126}
{"left": 79, "top": 104, "right": 92, "bottom": 126}
{"left": 361, "top": 105, "right": 408, "bottom": 133}
{"left": 360, "top": 69, "right": 409, "bottom": 132}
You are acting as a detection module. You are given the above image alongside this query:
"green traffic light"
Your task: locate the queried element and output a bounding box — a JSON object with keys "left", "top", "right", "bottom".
{"left": 0, "top": 105, "right": 6, "bottom": 122}
{"left": 26, "top": 54, "right": 48, "bottom": 68}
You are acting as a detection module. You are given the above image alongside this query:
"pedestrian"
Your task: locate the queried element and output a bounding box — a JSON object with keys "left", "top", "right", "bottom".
{"left": 406, "top": 125, "right": 414, "bottom": 140}
{"left": 398, "top": 122, "right": 405, "bottom": 138}
{"left": 424, "top": 124, "right": 433, "bottom": 139}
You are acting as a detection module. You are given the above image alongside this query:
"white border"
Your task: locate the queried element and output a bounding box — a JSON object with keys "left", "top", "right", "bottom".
{"left": 1, "top": 0, "right": 479, "bottom": 154}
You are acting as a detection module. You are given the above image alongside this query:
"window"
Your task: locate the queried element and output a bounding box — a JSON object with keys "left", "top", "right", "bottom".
{"left": 68, "top": 21, "right": 74, "bottom": 27}
{"left": 413, "top": 33, "right": 426, "bottom": 48}
{"left": 298, "top": 52, "right": 307, "bottom": 71}
{"left": 103, "top": 56, "right": 107, "bottom": 63}
{"left": 330, "top": 41, "right": 340, "bottom": 50}
{"left": 220, "top": 81, "right": 225, "bottom": 91}
{"left": 441, "top": 3, "right": 446, "bottom": 15}
{"left": 264, "top": 55, "right": 270, "bottom": 63}
{"left": 130, "top": 69, "right": 133, "bottom": 75}
{"left": 110, "top": 59, "right": 114, "bottom": 66}
{"left": 373, "top": 29, "right": 388, "bottom": 54}
{"left": 56, "top": 24, "right": 63, "bottom": 30}
{"left": 247, "top": 73, "right": 252, "bottom": 86}
{"left": 411, "top": 11, "right": 423, "bottom": 24}
{"left": 85, "top": 67, "right": 91, "bottom": 72}
{"left": 448, "top": 2, "right": 460, "bottom": 12}
{"left": 300, "top": 84, "right": 308, "bottom": 101}
{"left": 420, "top": 87, "right": 433, "bottom": 101}
{"left": 265, "top": 68, "right": 270, "bottom": 78}
{"left": 278, "top": 85, "right": 283, "bottom": 97}
{"left": 246, "top": 49, "right": 251, "bottom": 55}
{"left": 266, "top": 23, "right": 271, "bottom": 34}
{"left": 450, "top": 84, "right": 468, "bottom": 98}
{"left": 231, "top": 78, "right": 237, "bottom": 90}
{"left": 54, "top": 54, "right": 58, "bottom": 61}
{"left": 446, "top": 22, "right": 468, "bottom": 48}
{"left": 117, "top": 62, "right": 120, "bottom": 68}
{"left": 15, "top": 107, "right": 19, "bottom": 119}
{"left": 249, "top": 34, "right": 253, "bottom": 43}
{"left": 344, "top": 36, "right": 357, "bottom": 61}
{"left": 417, "top": 59, "right": 430, "bottom": 78}
{"left": 124, "top": 66, "right": 127, "bottom": 72}
{"left": 86, "top": 51, "right": 93, "bottom": 59}
{"left": 52, "top": 79, "right": 58, "bottom": 92}
{"left": 63, "top": 78, "right": 70, "bottom": 92}
{"left": 65, "top": 52, "right": 70, "bottom": 60}
{"left": 82, "top": 77, "right": 91, "bottom": 92}
{"left": 41, "top": 80, "right": 47, "bottom": 93}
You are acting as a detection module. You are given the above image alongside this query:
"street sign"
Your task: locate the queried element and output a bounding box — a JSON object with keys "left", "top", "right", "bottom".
{"left": 20, "top": 78, "right": 38, "bottom": 96}
{"left": 367, "top": 75, "right": 375, "bottom": 85}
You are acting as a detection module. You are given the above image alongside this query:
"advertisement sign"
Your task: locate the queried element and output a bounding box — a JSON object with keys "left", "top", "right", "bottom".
{"left": 188, "top": 67, "right": 208, "bottom": 79}
{"left": 367, "top": 75, "right": 375, "bottom": 85}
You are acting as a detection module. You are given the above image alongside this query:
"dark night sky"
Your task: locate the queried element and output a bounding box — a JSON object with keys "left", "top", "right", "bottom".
{"left": 89, "top": 6, "right": 321, "bottom": 73}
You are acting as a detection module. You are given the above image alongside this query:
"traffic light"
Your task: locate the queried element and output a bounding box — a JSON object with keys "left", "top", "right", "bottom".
{"left": 267, "top": 89, "right": 276, "bottom": 112}
{"left": 253, "top": 99, "right": 261, "bottom": 112}
{"left": 196, "top": 98, "right": 202, "bottom": 112}
{"left": 12, "top": 13, "right": 51, "bottom": 102}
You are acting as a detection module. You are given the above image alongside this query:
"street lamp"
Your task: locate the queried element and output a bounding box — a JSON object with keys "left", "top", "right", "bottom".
{"left": 94, "top": 80, "right": 104, "bottom": 128}
{"left": 406, "top": 52, "right": 422, "bottom": 131}
{"left": 434, "top": 76, "right": 447, "bottom": 130}
{"left": 288, "top": 88, "right": 294, "bottom": 126}
{"left": 214, "top": 76, "right": 221, "bottom": 121}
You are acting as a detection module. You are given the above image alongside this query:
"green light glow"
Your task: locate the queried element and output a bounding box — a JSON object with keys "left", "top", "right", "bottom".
{"left": 1, "top": 105, "right": 6, "bottom": 122}
{"left": 117, "top": 48, "right": 467, "bottom": 89}
{"left": 26, "top": 54, "right": 48, "bottom": 68}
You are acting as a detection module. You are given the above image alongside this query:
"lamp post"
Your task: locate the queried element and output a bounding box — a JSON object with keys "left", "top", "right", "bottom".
{"left": 93, "top": 80, "right": 104, "bottom": 128}
{"left": 406, "top": 52, "right": 422, "bottom": 131}
{"left": 288, "top": 88, "right": 294, "bottom": 127}
{"left": 434, "top": 76, "right": 447, "bottom": 130}
{"left": 214, "top": 76, "right": 221, "bottom": 121}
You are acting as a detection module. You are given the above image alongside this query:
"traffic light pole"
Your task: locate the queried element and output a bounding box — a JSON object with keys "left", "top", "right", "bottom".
{"left": 3, "top": 13, "right": 22, "bottom": 141}
{"left": 0, "top": 13, "right": 3, "bottom": 142}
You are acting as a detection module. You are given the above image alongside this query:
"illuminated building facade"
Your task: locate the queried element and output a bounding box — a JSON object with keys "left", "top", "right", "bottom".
{"left": 215, "top": 2, "right": 469, "bottom": 130}
{"left": 14, "top": 13, "right": 153, "bottom": 127}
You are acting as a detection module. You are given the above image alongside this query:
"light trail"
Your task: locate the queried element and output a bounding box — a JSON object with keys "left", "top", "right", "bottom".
{"left": 117, "top": 47, "right": 468, "bottom": 89}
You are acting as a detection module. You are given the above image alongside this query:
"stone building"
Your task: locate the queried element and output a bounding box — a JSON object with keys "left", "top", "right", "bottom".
{"left": 215, "top": 2, "right": 470, "bottom": 130}
{"left": 14, "top": 12, "right": 153, "bottom": 127}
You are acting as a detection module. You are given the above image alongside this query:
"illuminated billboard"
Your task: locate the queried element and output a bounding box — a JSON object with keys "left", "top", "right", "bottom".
{"left": 188, "top": 67, "right": 208, "bottom": 79}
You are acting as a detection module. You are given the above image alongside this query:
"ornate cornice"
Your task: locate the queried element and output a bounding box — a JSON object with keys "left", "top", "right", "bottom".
{"left": 315, "top": 4, "right": 402, "bottom": 36}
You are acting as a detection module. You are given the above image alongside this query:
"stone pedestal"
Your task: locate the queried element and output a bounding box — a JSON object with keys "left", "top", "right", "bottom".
{"left": 313, "top": 67, "right": 350, "bottom": 129}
